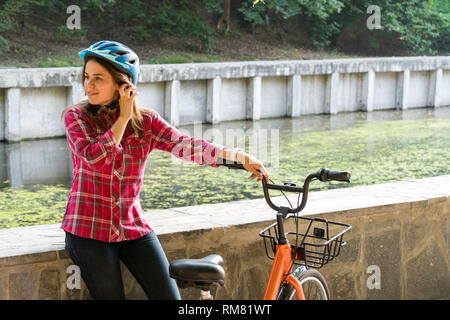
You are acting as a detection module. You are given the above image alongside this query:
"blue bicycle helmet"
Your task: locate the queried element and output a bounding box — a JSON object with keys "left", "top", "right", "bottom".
{"left": 79, "top": 40, "right": 140, "bottom": 86}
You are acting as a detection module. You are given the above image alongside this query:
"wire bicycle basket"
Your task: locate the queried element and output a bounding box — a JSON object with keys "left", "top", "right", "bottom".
{"left": 259, "top": 215, "right": 352, "bottom": 269}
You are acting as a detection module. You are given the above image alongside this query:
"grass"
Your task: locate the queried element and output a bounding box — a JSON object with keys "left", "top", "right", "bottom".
{"left": 9, "top": 54, "right": 83, "bottom": 69}
{"left": 15, "top": 51, "right": 231, "bottom": 68}
{"left": 144, "top": 51, "right": 225, "bottom": 64}
{"left": 1, "top": 41, "right": 363, "bottom": 69}
{"left": 4, "top": 49, "right": 362, "bottom": 69}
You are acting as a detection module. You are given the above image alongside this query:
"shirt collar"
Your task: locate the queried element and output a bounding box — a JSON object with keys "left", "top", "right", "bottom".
{"left": 100, "top": 110, "right": 119, "bottom": 122}
{"left": 108, "top": 111, "right": 119, "bottom": 121}
{"left": 98, "top": 110, "right": 145, "bottom": 142}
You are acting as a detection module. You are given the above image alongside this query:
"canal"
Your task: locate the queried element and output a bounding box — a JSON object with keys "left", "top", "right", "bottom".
{"left": 1, "top": 106, "right": 450, "bottom": 229}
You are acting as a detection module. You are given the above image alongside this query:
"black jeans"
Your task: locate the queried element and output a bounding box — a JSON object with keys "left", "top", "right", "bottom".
{"left": 64, "top": 230, "right": 181, "bottom": 300}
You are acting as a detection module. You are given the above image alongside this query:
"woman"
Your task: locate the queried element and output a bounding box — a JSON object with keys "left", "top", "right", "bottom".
{"left": 60, "top": 40, "right": 269, "bottom": 300}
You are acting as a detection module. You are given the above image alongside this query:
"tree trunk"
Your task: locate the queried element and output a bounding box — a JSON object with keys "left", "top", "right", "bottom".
{"left": 217, "top": 0, "right": 231, "bottom": 33}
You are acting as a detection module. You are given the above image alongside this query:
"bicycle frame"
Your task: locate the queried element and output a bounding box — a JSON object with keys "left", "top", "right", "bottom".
{"left": 261, "top": 207, "right": 305, "bottom": 300}
{"left": 263, "top": 242, "right": 305, "bottom": 300}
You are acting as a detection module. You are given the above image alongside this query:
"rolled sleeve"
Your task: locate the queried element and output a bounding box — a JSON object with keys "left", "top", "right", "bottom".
{"left": 99, "top": 128, "right": 124, "bottom": 157}
{"left": 202, "top": 141, "right": 225, "bottom": 168}
{"left": 64, "top": 108, "right": 122, "bottom": 170}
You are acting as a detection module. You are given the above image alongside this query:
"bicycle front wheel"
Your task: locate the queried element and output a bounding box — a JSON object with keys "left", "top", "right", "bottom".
{"left": 277, "top": 267, "right": 330, "bottom": 300}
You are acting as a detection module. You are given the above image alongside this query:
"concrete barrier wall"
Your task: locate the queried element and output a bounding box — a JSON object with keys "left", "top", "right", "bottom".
{"left": 0, "top": 57, "right": 449, "bottom": 141}
{"left": 0, "top": 175, "right": 448, "bottom": 300}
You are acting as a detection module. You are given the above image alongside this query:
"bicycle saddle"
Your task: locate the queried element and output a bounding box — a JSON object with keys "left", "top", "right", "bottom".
{"left": 169, "top": 254, "right": 225, "bottom": 289}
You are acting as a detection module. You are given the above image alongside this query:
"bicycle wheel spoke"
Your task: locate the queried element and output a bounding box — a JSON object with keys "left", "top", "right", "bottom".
{"left": 306, "top": 281, "right": 312, "bottom": 299}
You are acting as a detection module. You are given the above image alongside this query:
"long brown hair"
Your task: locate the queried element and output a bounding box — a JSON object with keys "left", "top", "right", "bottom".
{"left": 60, "top": 56, "right": 158, "bottom": 139}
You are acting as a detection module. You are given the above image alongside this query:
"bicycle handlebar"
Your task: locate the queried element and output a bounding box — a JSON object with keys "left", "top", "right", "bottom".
{"left": 217, "top": 158, "right": 351, "bottom": 214}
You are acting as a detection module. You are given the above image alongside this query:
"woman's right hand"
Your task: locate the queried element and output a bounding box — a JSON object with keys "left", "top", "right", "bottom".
{"left": 118, "top": 83, "right": 139, "bottom": 120}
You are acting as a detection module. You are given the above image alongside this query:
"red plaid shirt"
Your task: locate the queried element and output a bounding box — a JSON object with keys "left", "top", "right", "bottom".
{"left": 62, "top": 102, "right": 225, "bottom": 242}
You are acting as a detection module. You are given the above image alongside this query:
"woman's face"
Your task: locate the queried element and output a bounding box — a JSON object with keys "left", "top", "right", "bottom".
{"left": 84, "top": 59, "right": 119, "bottom": 106}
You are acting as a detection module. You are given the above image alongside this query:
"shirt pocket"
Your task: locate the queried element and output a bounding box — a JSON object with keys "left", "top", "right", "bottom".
{"left": 128, "top": 142, "right": 146, "bottom": 159}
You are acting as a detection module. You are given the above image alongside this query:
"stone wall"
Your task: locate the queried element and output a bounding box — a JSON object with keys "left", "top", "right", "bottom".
{"left": 0, "top": 175, "right": 449, "bottom": 299}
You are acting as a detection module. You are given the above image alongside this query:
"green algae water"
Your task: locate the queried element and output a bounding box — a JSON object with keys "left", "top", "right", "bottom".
{"left": 1, "top": 107, "right": 450, "bottom": 229}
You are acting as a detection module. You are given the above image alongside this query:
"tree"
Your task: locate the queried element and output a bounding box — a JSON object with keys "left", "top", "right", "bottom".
{"left": 217, "top": 0, "right": 231, "bottom": 33}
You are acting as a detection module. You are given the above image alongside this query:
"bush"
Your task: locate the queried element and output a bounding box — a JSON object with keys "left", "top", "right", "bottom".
{"left": 153, "top": 1, "right": 217, "bottom": 52}
{"left": 333, "top": 0, "right": 450, "bottom": 55}
{"left": 236, "top": 0, "right": 344, "bottom": 48}
{"left": 382, "top": 0, "right": 449, "bottom": 55}
{"left": 0, "top": 0, "right": 448, "bottom": 56}
{"left": 233, "top": 0, "right": 450, "bottom": 54}
{"left": 0, "top": 0, "right": 34, "bottom": 53}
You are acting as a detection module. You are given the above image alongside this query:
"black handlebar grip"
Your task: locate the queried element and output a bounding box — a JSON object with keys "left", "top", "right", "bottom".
{"left": 327, "top": 170, "right": 351, "bottom": 183}
{"left": 226, "top": 163, "right": 245, "bottom": 170}
{"left": 218, "top": 158, "right": 245, "bottom": 170}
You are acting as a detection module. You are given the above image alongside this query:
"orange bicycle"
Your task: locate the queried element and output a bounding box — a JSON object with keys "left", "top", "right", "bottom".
{"left": 169, "top": 165, "right": 352, "bottom": 300}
